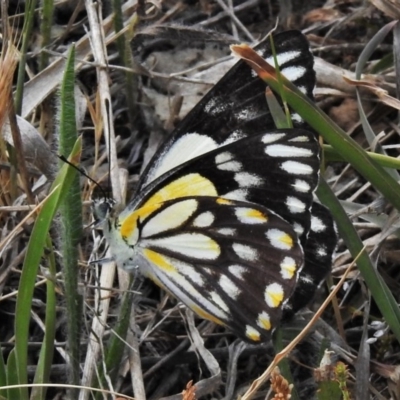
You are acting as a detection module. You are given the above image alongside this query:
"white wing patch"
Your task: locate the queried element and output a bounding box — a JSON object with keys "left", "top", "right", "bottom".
{"left": 265, "top": 283, "right": 284, "bottom": 308}
{"left": 144, "top": 233, "right": 220, "bottom": 260}
{"left": 311, "top": 215, "right": 327, "bottom": 232}
{"left": 264, "top": 144, "right": 313, "bottom": 158}
{"left": 228, "top": 264, "right": 246, "bottom": 280}
{"left": 152, "top": 133, "right": 218, "bottom": 180}
{"left": 232, "top": 243, "right": 259, "bottom": 261}
{"left": 265, "top": 50, "right": 302, "bottom": 67}
{"left": 192, "top": 211, "right": 215, "bottom": 228}
{"left": 292, "top": 179, "right": 311, "bottom": 193}
{"left": 234, "top": 172, "right": 263, "bottom": 188}
{"left": 285, "top": 196, "right": 306, "bottom": 214}
{"left": 216, "top": 152, "right": 243, "bottom": 172}
{"left": 142, "top": 199, "right": 198, "bottom": 238}
{"left": 219, "top": 275, "right": 241, "bottom": 300}
{"left": 266, "top": 229, "right": 293, "bottom": 250}
{"left": 281, "top": 160, "right": 313, "bottom": 175}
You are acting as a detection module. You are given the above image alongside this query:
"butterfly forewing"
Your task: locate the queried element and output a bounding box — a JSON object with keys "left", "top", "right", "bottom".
{"left": 130, "top": 196, "right": 304, "bottom": 342}
{"left": 138, "top": 30, "right": 316, "bottom": 189}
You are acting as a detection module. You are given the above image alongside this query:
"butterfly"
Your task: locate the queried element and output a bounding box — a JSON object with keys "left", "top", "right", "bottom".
{"left": 94, "top": 30, "right": 337, "bottom": 343}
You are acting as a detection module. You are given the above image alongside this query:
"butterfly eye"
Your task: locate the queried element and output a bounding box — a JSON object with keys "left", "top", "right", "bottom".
{"left": 92, "top": 198, "right": 115, "bottom": 224}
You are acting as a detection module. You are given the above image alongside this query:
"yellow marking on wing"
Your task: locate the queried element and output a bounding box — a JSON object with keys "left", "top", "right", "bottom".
{"left": 258, "top": 313, "right": 272, "bottom": 331}
{"left": 143, "top": 249, "right": 177, "bottom": 273}
{"left": 244, "top": 208, "right": 268, "bottom": 222}
{"left": 144, "top": 174, "right": 217, "bottom": 208}
{"left": 266, "top": 285, "right": 284, "bottom": 308}
{"left": 245, "top": 326, "right": 261, "bottom": 342}
{"left": 281, "top": 258, "right": 296, "bottom": 279}
{"left": 216, "top": 197, "right": 232, "bottom": 205}
{"left": 191, "top": 305, "right": 225, "bottom": 326}
{"left": 121, "top": 174, "right": 216, "bottom": 239}
{"left": 279, "top": 233, "right": 293, "bottom": 248}
{"left": 120, "top": 203, "right": 161, "bottom": 239}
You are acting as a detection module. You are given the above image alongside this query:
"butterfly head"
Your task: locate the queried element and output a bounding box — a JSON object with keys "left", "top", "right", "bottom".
{"left": 92, "top": 197, "right": 118, "bottom": 226}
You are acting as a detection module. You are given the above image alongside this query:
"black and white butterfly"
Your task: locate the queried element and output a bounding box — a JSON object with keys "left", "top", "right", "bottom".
{"left": 95, "top": 30, "right": 337, "bottom": 342}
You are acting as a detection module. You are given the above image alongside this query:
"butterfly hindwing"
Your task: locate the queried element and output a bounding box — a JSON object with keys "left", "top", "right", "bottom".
{"left": 128, "top": 196, "right": 304, "bottom": 342}
{"left": 284, "top": 202, "right": 338, "bottom": 316}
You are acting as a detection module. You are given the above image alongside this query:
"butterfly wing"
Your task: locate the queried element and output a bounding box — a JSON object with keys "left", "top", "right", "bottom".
{"left": 126, "top": 196, "right": 304, "bottom": 342}
{"left": 126, "top": 128, "right": 320, "bottom": 246}
{"left": 138, "top": 30, "right": 316, "bottom": 189}
{"left": 284, "top": 202, "right": 337, "bottom": 316}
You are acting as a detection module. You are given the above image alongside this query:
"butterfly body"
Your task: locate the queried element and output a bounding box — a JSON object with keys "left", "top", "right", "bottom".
{"left": 95, "top": 30, "right": 337, "bottom": 342}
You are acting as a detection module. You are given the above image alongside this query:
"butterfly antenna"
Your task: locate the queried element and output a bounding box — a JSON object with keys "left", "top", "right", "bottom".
{"left": 58, "top": 154, "right": 109, "bottom": 199}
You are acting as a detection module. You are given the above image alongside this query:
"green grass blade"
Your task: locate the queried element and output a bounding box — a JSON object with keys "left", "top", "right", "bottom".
{"left": 6, "top": 349, "right": 18, "bottom": 400}
{"left": 324, "top": 145, "right": 400, "bottom": 169}
{"left": 30, "top": 236, "right": 57, "bottom": 400}
{"left": 39, "top": 0, "right": 55, "bottom": 70}
{"left": 0, "top": 346, "right": 6, "bottom": 389}
{"left": 14, "top": 138, "right": 82, "bottom": 400}
{"left": 58, "top": 44, "right": 83, "bottom": 393}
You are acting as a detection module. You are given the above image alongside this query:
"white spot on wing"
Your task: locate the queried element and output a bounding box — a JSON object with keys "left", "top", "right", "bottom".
{"left": 281, "top": 160, "right": 313, "bottom": 175}
{"left": 317, "top": 245, "right": 328, "bottom": 257}
{"left": 266, "top": 229, "right": 293, "bottom": 250}
{"left": 265, "top": 144, "right": 313, "bottom": 158}
{"left": 285, "top": 196, "right": 306, "bottom": 214}
{"left": 216, "top": 152, "right": 243, "bottom": 172}
{"left": 292, "top": 223, "right": 304, "bottom": 236}
{"left": 289, "top": 135, "right": 311, "bottom": 143}
{"left": 261, "top": 132, "right": 286, "bottom": 144}
{"left": 245, "top": 325, "right": 261, "bottom": 341}
{"left": 265, "top": 50, "right": 301, "bottom": 67}
{"left": 235, "top": 207, "right": 267, "bottom": 224}
{"left": 292, "top": 179, "right": 311, "bottom": 193}
{"left": 193, "top": 211, "right": 214, "bottom": 228}
{"left": 280, "top": 256, "right": 296, "bottom": 280}
{"left": 257, "top": 311, "right": 271, "bottom": 331}
{"left": 228, "top": 264, "right": 246, "bottom": 280}
{"left": 216, "top": 228, "right": 236, "bottom": 236}
{"left": 232, "top": 243, "right": 258, "bottom": 261}
{"left": 311, "top": 215, "right": 327, "bottom": 232}
{"left": 291, "top": 113, "right": 302, "bottom": 123}
{"left": 281, "top": 66, "right": 307, "bottom": 81}
{"left": 234, "top": 172, "right": 263, "bottom": 187}
{"left": 219, "top": 275, "right": 240, "bottom": 300}
{"left": 264, "top": 282, "right": 284, "bottom": 308}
